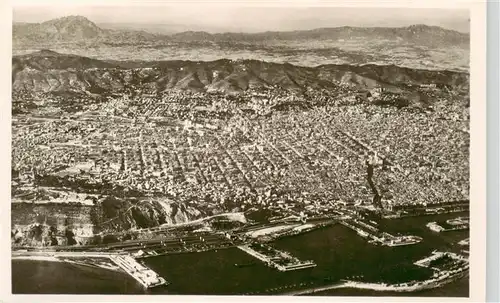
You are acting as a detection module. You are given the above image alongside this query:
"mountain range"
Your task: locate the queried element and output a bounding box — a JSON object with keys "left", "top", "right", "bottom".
{"left": 12, "top": 50, "right": 469, "bottom": 97}
{"left": 13, "top": 15, "right": 469, "bottom": 48}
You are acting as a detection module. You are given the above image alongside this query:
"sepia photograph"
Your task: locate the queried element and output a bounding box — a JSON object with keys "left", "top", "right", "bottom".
{"left": 6, "top": 0, "right": 488, "bottom": 300}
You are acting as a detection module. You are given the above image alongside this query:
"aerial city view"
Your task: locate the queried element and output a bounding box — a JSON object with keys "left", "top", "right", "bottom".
{"left": 11, "top": 5, "right": 470, "bottom": 296}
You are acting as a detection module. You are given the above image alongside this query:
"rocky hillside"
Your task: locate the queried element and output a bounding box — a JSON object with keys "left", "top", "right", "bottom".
{"left": 12, "top": 50, "right": 469, "bottom": 96}
{"left": 11, "top": 199, "right": 207, "bottom": 247}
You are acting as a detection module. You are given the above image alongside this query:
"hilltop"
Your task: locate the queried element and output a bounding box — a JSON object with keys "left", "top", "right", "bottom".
{"left": 13, "top": 15, "right": 160, "bottom": 45}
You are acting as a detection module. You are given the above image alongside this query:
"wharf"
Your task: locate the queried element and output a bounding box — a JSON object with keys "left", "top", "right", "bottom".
{"left": 426, "top": 220, "right": 469, "bottom": 233}
{"left": 339, "top": 220, "right": 421, "bottom": 246}
{"left": 414, "top": 251, "right": 447, "bottom": 267}
{"left": 109, "top": 254, "right": 168, "bottom": 288}
{"left": 458, "top": 238, "right": 470, "bottom": 246}
{"left": 237, "top": 244, "right": 316, "bottom": 272}
{"left": 414, "top": 251, "right": 468, "bottom": 268}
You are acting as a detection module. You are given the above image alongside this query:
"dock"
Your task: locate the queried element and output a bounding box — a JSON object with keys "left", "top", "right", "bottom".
{"left": 109, "top": 254, "right": 168, "bottom": 288}
{"left": 414, "top": 251, "right": 468, "bottom": 268}
{"left": 427, "top": 217, "right": 469, "bottom": 233}
{"left": 237, "top": 244, "right": 316, "bottom": 272}
{"left": 339, "top": 219, "right": 422, "bottom": 246}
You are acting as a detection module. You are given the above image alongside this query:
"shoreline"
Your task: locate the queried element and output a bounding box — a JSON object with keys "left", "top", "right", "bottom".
{"left": 283, "top": 271, "right": 469, "bottom": 296}
{"left": 12, "top": 255, "right": 123, "bottom": 273}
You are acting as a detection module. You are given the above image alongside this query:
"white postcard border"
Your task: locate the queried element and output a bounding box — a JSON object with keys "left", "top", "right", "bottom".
{"left": 0, "top": 1, "right": 488, "bottom": 302}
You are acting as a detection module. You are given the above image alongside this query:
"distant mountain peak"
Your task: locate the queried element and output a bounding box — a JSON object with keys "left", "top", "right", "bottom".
{"left": 42, "top": 14, "right": 100, "bottom": 31}
{"left": 406, "top": 24, "right": 455, "bottom": 33}
{"left": 408, "top": 24, "right": 433, "bottom": 28}
{"left": 172, "top": 30, "right": 213, "bottom": 40}
{"left": 42, "top": 15, "right": 96, "bottom": 25}
{"left": 32, "top": 49, "right": 62, "bottom": 56}
{"left": 20, "top": 15, "right": 104, "bottom": 41}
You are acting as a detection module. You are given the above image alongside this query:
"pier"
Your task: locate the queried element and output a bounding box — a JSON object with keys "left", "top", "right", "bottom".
{"left": 414, "top": 251, "right": 468, "bottom": 269}
{"left": 426, "top": 217, "right": 469, "bottom": 233}
{"left": 237, "top": 244, "right": 316, "bottom": 272}
{"left": 339, "top": 219, "right": 422, "bottom": 246}
{"left": 414, "top": 251, "right": 448, "bottom": 268}
{"left": 109, "top": 254, "right": 168, "bottom": 288}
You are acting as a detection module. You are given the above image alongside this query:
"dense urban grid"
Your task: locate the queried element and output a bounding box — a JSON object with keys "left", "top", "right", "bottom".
{"left": 13, "top": 83, "right": 469, "bottom": 214}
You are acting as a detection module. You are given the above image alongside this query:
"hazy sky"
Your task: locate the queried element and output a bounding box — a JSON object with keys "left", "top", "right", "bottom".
{"left": 13, "top": 6, "right": 470, "bottom": 33}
